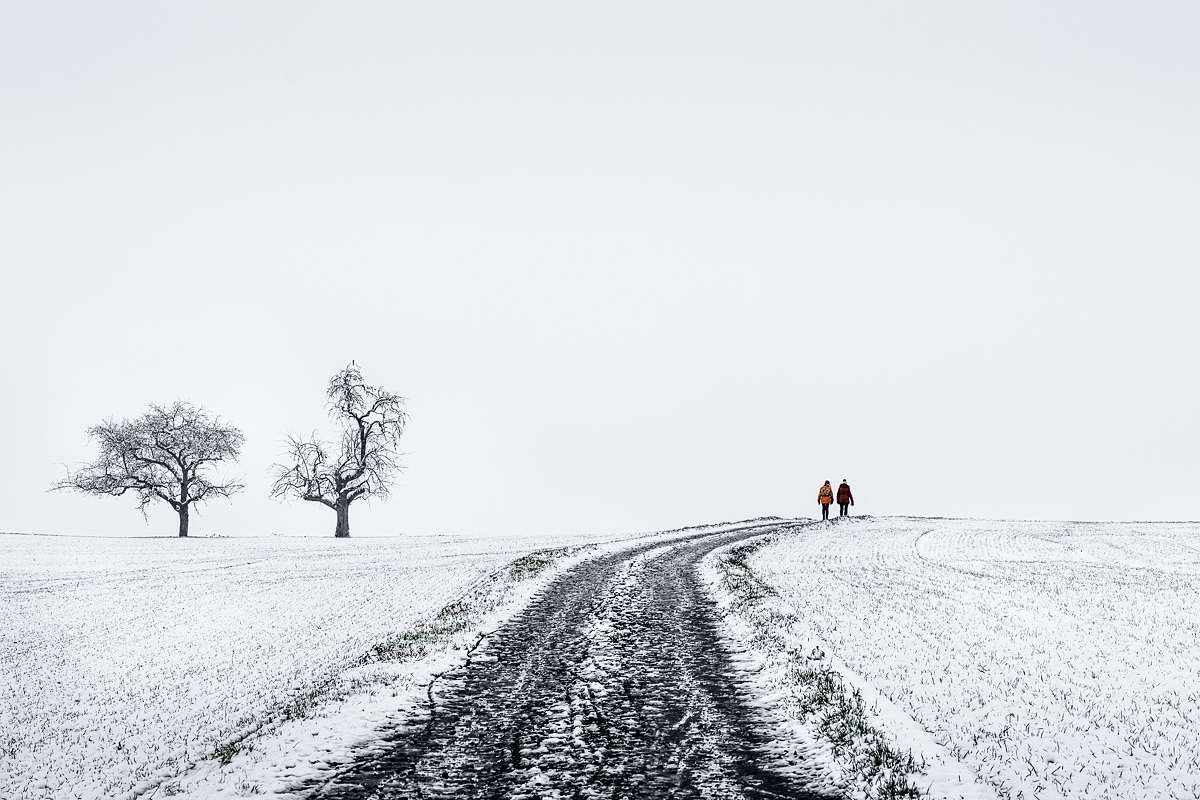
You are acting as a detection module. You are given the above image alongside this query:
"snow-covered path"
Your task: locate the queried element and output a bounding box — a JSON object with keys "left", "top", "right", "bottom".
{"left": 305, "top": 521, "right": 839, "bottom": 799}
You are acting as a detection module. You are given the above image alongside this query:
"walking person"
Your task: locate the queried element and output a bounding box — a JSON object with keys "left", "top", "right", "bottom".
{"left": 837, "top": 479, "right": 854, "bottom": 517}
{"left": 818, "top": 480, "right": 834, "bottom": 520}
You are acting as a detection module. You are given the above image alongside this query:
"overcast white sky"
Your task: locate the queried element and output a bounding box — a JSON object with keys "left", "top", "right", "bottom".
{"left": 2, "top": 3, "right": 1197, "bottom": 538}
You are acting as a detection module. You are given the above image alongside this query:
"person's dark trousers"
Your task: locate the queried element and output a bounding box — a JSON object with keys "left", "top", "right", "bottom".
{"left": 839, "top": 503, "right": 849, "bottom": 517}
{"left": 821, "top": 504, "right": 829, "bottom": 520}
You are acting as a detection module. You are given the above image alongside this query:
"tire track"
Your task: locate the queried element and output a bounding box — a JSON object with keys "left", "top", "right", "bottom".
{"left": 306, "top": 523, "right": 839, "bottom": 799}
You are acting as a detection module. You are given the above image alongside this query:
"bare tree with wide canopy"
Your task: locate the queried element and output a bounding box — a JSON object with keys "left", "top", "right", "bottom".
{"left": 270, "top": 362, "right": 408, "bottom": 537}
{"left": 52, "top": 401, "right": 245, "bottom": 537}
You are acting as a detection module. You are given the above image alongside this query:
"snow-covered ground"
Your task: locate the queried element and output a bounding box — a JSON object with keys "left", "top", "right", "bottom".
{"left": 11, "top": 518, "right": 1196, "bottom": 800}
{"left": 719, "top": 517, "right": 1200, "bottom": 800}
{"left": 0, "top": 530, "right": 635, "bottom": 800}
{"left": 2, "top": 522, "right": 756, "bottom": 800}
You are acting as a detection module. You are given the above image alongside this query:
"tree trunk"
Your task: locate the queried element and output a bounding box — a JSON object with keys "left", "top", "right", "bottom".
{"left": 334, "top": 497, "right": 351, "bottom": 538}
{"left": 178, "top": 504, "right": 190, "bottom": 538}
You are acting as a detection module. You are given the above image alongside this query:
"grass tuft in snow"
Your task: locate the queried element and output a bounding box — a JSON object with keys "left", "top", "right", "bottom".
{"left": 507, "top": 548, "right": 559, "bottom": 581}
{"left": 719, "top": 544, "right": 777, "bottom": 603}
{"left": 716, "top": 538, "right": 926, "bottom": 800}
{"left": 358, "top": 598, "right": 474, "bottom": 665}
{"left": 792, "top": 660, "right": 925, "bottom": 799}
{"left": 213, "top": 739, "right": 247, "bottom": 765}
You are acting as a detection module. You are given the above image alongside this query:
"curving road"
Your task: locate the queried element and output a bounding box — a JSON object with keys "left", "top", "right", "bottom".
{"left": 306, "top": 522, "right": 838, "bottom": 800}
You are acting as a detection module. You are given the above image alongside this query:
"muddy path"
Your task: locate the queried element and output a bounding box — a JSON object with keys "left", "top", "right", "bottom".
{"left": 306, "top": 522, "right": 837, "bottom": 799}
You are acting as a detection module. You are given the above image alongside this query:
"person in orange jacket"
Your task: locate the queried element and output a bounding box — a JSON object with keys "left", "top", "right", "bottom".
{"left": 837, "top": 480, "right": 854, "bottom": 517}
{"left": 817, "top": 480, "right": 834, "bottom": 520}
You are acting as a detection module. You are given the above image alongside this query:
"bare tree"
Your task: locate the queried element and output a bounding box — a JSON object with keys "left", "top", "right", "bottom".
{"left": 51, "top": 401, "right": 245, "bottom": 537}
{"left": 270, "top": 362, "right": 408, "bottom": 537}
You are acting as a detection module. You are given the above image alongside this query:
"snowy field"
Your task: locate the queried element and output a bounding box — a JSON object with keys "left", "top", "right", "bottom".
{"left": 9, "top": 519, "right": 1198, "bottom": 800}
{"left": 0, "top": 529, "right": 641, "bottom": 800}
{"left": 730, "top": 517, "right": 1200, "bottom": 800}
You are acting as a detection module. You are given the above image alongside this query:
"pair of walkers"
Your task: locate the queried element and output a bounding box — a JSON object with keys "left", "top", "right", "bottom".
{"left": 817, "top": 480, "right": 854, "bottom": 520}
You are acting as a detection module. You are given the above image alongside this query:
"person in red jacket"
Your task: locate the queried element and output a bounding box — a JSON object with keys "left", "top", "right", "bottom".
{"left": 818, "top": 480, "right": 834, "bottom": 520}
{"left": 837, "top": 480, "right": 854, "bottom": 517}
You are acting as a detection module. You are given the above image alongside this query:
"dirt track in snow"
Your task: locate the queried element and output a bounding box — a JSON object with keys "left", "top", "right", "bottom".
{"left": 305, "top": 522, "right": 838, "bottom": 800}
